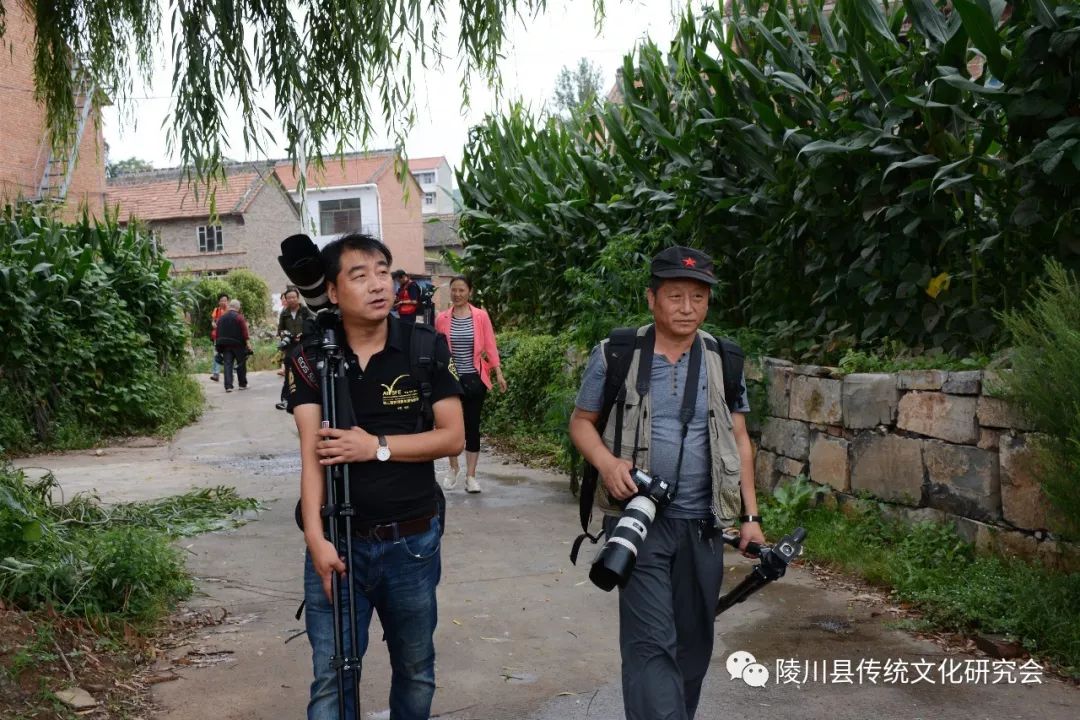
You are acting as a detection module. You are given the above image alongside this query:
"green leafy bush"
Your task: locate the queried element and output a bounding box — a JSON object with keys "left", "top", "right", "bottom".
{"left": 1000, "top": 259, "right": 1080, "bottom": 538}
{"left": 0, "top": 207, "right": 198, "bottom": 453}
{"left": 181, "top": 268, "right": 271, "bottom": 339}
{"left": 0, "top": 462, "right": 260, "bottom": 622}
{"left": 459, "top": 0, "right": 1080, "bottom": 361}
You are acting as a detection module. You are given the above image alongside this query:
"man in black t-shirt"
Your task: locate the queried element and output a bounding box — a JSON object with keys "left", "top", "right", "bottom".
{"left": 287, "top": 234, "right": 463, "bottom": 720}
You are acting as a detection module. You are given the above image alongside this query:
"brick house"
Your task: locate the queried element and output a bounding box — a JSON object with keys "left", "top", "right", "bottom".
{"left": 0, "top": 6, "right": 106, "bottom": 218}
{"left": 274, "top": 150, "right": 425, "bottom": 275}
{"left": 407, "top": 156, "right": 457, "bottom": 216}
{"left": 106, "top": 163, "right": 301, "bottom": 296}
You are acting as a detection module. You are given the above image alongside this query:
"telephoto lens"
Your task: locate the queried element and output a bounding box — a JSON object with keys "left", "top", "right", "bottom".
{"left": 589, "top": 469, "right": 676, "bottom": 591}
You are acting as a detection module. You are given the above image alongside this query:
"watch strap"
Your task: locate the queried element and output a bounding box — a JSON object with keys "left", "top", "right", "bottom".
{"left": 740, "top": 514, "right": 763, "bottom": 524}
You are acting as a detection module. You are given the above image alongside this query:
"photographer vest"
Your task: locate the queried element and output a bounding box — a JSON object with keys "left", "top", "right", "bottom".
{"left": 571, "top": 325, "right": 746, "bottom": 565}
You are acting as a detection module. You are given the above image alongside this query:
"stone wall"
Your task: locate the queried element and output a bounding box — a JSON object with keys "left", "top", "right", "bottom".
{"left": 754, "top": 359, "right": 1077, "bottom": 572}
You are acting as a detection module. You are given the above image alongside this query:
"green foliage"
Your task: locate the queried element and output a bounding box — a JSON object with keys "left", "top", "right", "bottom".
{"left": 0, "top": 462, "right": 261, "bottom": 621}
{"left": 762, "top": 478, "right": 1080, "bottom": 676}
{"left": 552, "top": 57, "right": 606, "bottom": 117}
{"left": 838, "top": 340, "right": 989, "bottom": 374}
{"left": 459, "top": 0, "right": 1080, "bottom": 362}
{"left": 105, "top": 156, "right": 154, "bottom": 178}
{"left": 0, "top": 207, "right": 197, "bottom": 453}
{"left": 4, "top": 0, "right": 601, "bottom": 184}
{"left": 481, "top": 331, "right": 581, "bottom": 473}
{"left": 1000, "top": 259, "right": 1080, "bottom": 538}
{"left": 181, "top": 269, "right": 270, "bottom": 340}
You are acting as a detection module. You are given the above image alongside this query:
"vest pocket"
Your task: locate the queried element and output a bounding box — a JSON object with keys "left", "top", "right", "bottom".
{"left": 717, "top": 452, "right": 742, "bottom": 521}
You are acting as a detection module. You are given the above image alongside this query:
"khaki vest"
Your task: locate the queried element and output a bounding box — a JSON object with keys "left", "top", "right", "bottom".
{"left": 595, "top": 325, "right": 743, "bottom": 525}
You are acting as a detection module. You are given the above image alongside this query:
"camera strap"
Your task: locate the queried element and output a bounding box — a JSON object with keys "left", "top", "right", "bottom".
{"left": 674, "top": 336, "right": 703, "bottom": 485}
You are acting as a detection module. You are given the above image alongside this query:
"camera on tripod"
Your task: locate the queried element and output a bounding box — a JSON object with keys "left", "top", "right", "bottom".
{"left": 589, "top": 468, "right": 676, "bottom": 592}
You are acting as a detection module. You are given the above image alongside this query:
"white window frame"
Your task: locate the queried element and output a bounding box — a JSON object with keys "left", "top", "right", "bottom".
{"left": 197, "top": 225, "right": 223, "bottom": 252}
{"left": 423, "top": 191, "right": 437, "bottom": 207}
{"left": 416, "top": 171, "right": 436, "bottom": 185}
{"left": 319, "top": 197, "right": 363, "bottom": 236}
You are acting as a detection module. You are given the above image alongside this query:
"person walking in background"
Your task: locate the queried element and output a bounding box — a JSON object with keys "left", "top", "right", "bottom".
{"left": 209, "top": 293, "right": 229, "bottom": 381}
{"left": 392, "top": 269, "right": 421, "bottom": 324}
{"left": 276, "top": 287, "right": 314, "bottom": 410}
{"left": 215, "top": 299, "right": 251, "bottom": 393}
{"left": 435, "top": 276, "right": 507, "bottom": 493}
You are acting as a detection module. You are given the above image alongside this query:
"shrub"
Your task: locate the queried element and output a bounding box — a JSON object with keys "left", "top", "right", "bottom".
{"left": 1000, "top": 259, "right": 1080, "bottom": 538}
{"left": 183, "top": 269, "right": 271, "bottom": 340}
{"left": 0, "top": 206, "right": 196, "bottom": 453}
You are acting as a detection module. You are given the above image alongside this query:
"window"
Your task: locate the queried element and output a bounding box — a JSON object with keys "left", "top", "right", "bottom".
{"left": 416, "top": 171, "right": 436, "bottom": 185}
{"left": 319, "top": 197, "right": 363, "bottom": 235}
{"left": 198, "top": 225, "right": 223, "bottom": 252}
{"left": 423, "top": 192, "right": 437, "bottom": 207}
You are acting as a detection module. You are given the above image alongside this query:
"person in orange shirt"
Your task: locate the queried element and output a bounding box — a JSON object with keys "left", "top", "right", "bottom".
{"left": 209, "top": 293, "right": 229, "bottom": 382}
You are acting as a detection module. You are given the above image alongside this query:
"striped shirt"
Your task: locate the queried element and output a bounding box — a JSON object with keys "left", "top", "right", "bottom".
{"left": 450, "top": 314, "right": 476, "bottom": 375}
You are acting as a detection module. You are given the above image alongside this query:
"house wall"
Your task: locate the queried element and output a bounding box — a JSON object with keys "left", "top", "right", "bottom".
{"left": 238, "top": 183, "right": 301, "bottom": 297}
{"left": 0, "top": 7, "right": 105, "bottom": 218}
{"left": 155, "top": 216, "right": 248, "bottom": 276}
{"left": 295, "top": 185, "right": 381, "bottom": 243}
{"left": 412, "top": 159, "right": 455, "bottom": 215}
{"left": 377, "top": 171, "right": 425, "bottom": 276}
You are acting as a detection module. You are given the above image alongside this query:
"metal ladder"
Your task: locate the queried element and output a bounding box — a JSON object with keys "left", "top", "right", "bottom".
{"left": 34, "top": 76, "right": 97, "bottom": 204}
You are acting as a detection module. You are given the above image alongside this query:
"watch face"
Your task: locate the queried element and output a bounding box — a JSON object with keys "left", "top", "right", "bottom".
{"left": 376, "top": 446, "right": 391, "bottom": 461}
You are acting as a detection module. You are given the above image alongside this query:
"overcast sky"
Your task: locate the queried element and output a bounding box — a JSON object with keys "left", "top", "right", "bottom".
{"left": 102, "top": 1, "right": 685, "bottom": 175}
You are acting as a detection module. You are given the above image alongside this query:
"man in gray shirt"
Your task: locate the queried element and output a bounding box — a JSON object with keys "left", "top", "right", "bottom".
{"left": 569, "top": 246, "right": 765, "bottom": 720}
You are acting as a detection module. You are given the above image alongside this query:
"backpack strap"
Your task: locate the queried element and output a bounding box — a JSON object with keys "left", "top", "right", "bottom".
{"left": 409, "top": 323, "right": 439, "bottom": 432}
{"left": 703, "top": 336, "right": 746, "bottom": 413}
{"left": 571, "top": 327, "right": 642, "bottom": 565}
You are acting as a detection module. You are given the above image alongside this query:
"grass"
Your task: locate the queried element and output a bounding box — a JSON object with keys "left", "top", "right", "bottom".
{"left": 763, "top": 478, "right": 1080, "bottom": 677}
{"left": 1, "top": 462, "right": 262, "bottom": 624}
{"left": 190, "top": 338, "right": 282, "bottom": 374}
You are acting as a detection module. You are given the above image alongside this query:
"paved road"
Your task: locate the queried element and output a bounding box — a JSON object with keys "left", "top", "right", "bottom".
{"left": 18, "top": 372, "right": 1078, "bottom": 720}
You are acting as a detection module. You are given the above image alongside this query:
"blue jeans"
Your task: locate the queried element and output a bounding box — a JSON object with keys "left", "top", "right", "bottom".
{"left": 211, "top": 354, "right": 222, "bottom": 376}
{"left": 304, "top": 517, "right": 441, "bottom": 720}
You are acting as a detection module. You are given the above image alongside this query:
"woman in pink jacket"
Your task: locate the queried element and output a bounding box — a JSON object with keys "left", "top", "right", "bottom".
{"left": 434, "top": 276, "right": 508, "bottom": 493}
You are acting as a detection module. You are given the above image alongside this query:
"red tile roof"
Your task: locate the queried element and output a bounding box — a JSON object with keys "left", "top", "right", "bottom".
{"left": 407, "top": 156, "right": 446, "bottom": 172}
{"left": 106, "top": 166, "right": 270, "bottom": 221}
{"left": 274, "top": 151, "right": 395, "bottom": 192}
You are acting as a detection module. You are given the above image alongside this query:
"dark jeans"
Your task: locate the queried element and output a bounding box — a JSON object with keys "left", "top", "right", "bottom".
{"left": 304, "top": 516, "right": 442, "bottom": 720}
{"left": 604, "top": 514, "right": 724, "bottom": 720}
{"left": 220, "top": 346, "right": 247, "bottom": 390}
{"left": 459, "top": 373, "right": 488, "bottom": 452}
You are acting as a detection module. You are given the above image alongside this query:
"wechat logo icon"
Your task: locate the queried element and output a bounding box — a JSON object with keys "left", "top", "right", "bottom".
{"left": 726, "top": 650, "right": 770, "bottom": 688}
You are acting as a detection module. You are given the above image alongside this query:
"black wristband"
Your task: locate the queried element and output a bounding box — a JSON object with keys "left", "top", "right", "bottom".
{"left": 740, "top": 514, "right": 763, "bottom": 524}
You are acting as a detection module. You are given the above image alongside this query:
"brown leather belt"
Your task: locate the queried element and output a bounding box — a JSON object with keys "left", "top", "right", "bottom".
{"left": 351, "top": 512, "right": 436, "bottom": 541}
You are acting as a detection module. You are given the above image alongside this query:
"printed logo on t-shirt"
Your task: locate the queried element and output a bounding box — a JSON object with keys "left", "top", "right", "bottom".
{"left": 381, "top": 374, "right": 419, "bottom": 408}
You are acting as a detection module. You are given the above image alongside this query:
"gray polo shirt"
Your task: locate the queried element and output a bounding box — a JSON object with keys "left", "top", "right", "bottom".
{"left": 575, "top": 342, "right": 749, "bottom": 519}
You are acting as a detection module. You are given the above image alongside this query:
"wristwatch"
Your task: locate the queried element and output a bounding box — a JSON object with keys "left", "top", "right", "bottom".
{"left": 740, "top": 514, "right": 763, "bottom": 524}
{"left": 376, "top": 435, "right": 391, "bottom": 462}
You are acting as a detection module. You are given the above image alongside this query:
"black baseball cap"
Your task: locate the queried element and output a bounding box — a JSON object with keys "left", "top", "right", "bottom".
{"left": 650, "top": 246, "right": 717, "bottom": 286}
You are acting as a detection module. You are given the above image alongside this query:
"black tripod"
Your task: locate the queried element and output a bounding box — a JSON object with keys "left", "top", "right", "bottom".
{"left": 314, "top": 314, "right": 363, "bottom": 719}
{"left": 715, "top": 527, "right": 807, "bottom": 617}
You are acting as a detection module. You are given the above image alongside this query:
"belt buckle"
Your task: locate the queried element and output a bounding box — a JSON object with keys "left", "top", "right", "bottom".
{"left": 371, "top": 521, "right": 400, "bottom": 542}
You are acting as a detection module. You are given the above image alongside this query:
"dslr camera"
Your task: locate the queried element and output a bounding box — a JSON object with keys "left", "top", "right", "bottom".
{"left": 589, "top": 468, "right": 677, "bottom": 591}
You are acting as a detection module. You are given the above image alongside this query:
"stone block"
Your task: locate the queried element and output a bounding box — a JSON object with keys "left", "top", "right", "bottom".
{"left": 793, "top": 364, "right": 842, "bottom": 378}
{"left": 754, "top": 448, "right": 779, "bottom": 494}
{"left": 897, "top": 392, "right": 978, "bottom": 444}
{"left": 842, "top": 373, "right": 898, "bottom": 429}
{"left": 948, "top": 514, "right": 996, "bottom": 550}
{"left": 977, "top": 396, "right": 1034, "bottom": 431}
{"left": 923, "top": 441, "right": 1001, "bottom": 522}
{"left": 1036, "top": 540, "right": 1080, "bottom": 574}
{"left": 880, "top": 504, "right": 946, "bottom": 526}
{"left": 850, "top": 433, "right": 925, "bottom": 506}
{"left": 777, "top": 456, "right": 806, "bottom": 478}
{"left": 765, "top": 363, "right": 793, "bottom": 419}
{"left": 897, "top": 370, "right": 946, "bottom": 391}
{"left": 744, "top": 356, "right": 764, "bottom": 382}
{"left": 809, "top": 433, "right": 849, "bottom": 493}
{"left": 1000, "top": 434, "right": 1051, "bottom": 530}
{"left": 760, "top": 418, "right": 810, "bottom": 460}
{"left": 789, "top": 375, "right": 843, "bottom": 425}
{"left": 977, "top": 428, "right": 1000, "bottom": 450}
{"left": 995, "top": 530, "right": 1039, "bottom": 560}
{"left": 942, "top": 370, "right": 982, "bottom": 395}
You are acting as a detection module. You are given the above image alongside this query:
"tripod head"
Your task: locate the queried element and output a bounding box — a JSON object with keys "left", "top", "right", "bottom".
{"left": 715, "top": 527, "right": 807, "bottom": 617}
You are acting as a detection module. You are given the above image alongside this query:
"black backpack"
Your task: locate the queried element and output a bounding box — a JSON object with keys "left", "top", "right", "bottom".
{"left": 569, "top": 327, "right": 745, "bottom": 565}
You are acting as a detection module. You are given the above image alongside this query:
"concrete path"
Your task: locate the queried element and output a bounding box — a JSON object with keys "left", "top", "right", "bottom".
{"left": 17, "top": 372, "right": 1078, "bottom": 720}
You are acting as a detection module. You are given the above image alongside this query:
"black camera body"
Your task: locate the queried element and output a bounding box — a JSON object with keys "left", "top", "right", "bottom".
{"left": 589, "top": 468, "right": 677, "bottom": 592}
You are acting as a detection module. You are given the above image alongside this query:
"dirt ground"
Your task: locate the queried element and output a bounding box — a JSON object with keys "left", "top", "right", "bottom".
{"left": 16, "top": 371, "right": 1079, "bottom": 720}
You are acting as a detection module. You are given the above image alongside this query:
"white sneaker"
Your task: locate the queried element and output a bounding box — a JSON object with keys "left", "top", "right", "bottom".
{"left": 465, "top": 475, "right": 481, "bottom": 494}
{"left": 442, "top": 470, "right": 460, "bottom": 490}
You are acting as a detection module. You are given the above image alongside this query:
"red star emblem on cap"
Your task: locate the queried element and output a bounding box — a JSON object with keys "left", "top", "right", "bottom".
{"left": 682, "top": 257, "right": 697, "bottom": 268}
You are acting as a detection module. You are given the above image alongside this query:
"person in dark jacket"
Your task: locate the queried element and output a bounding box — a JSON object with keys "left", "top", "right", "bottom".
{"left": 215, "top": 299, "right": 251, "bottom": 393}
